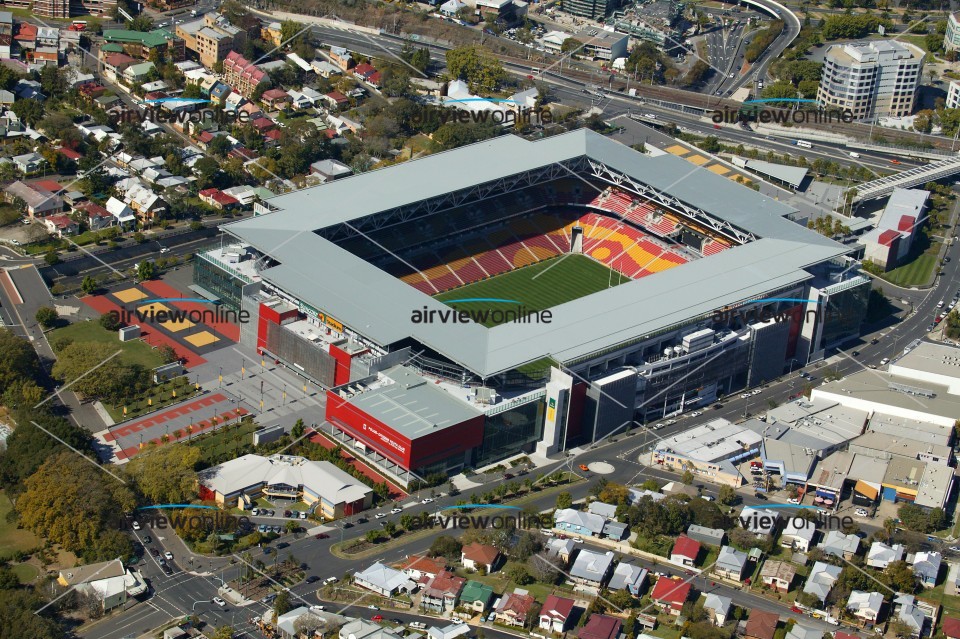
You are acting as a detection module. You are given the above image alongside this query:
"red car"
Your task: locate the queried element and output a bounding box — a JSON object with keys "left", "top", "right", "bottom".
{"left": 579, "top": 464, "right": 590, "bottom": 471}
{"left": 315, "top": 533, "right": 329, "bottom": 540}
{"left": 791, "top": 607, "right": 803, "bottom": 614}
{"left": 372, "top": 615, "right": 383, "bottom": 622}
{"left": 890, "top": 159, "right": 901, "bottom": 165}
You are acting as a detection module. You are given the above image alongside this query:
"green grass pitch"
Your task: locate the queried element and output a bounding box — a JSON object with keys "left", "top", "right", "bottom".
{"left": 433, "top": 254, "right": 626, "bottom": 326}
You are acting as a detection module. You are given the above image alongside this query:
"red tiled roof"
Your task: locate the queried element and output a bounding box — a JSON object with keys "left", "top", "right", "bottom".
{"left": 744, "top": 610, "right": 779, "bottom": 639}
{"left": 250, "top": 117, "right": 274, "bottom": 131}
{"left": 462, "top": 543, "right": 500, "bottom": 565}
{"left": 31, "top": 180, "right": 64, "bottom": 194}
{"left": 211, "top": 192, "right": 239, "bottom": 206}
{"left": 15, "top": 23, "right": 37, "bottom": 41}
{"left": 58, "top": 147, "right": 82, "bottom": 160}
{"left": 81, "top": 202, "right": 111, "bottom": 218}
{"left": 367, "top": 71, "right": 382, "bottom": 85}
{"left": 224, "top": 50, "right": 266, "bottom": 84}
{"left": 199, "top": 188, "right": 219, "bottom": 197}
{"left": 261, "top": 88, "right": 288, "bottom": 101}
{"left": 197, "top": 131, "right": 215, "bottom": 143}
{"left": 401, "top": 555, "right": 447, "bottom": 576}
{"left": 229, "top": 146, "right": 258, "bottom": 160}
{"left": 541, "top": 595, "right": 575, "bottom": 621}
{"left": 144, "top": 91, "right": 168, "bottom": 101}
{"left": 650, "top": 577, "right": 692, "bottom": 605}
{"left": 354, "top": 62, "right": 376, "bottom": 77}
{"left": 104, "top": 53, "right": 136, "bottom": 68}
{"left": 78, "top": 83, "right": 106, "bottom": 96}
{"left": 264, "top": 129, "right": 282, "bottom": 141}
{"left": 46, "top": 214, "right": 75, "bottom": 228}
{"left": 498, "top": 591, "right": 535, "bottom": 617}
{"left": 672, "top": 535, "right": 700, "bottom": 560}
{"left": 835, "top": 632, "right": 861, "bottom": 639}
{"left": 578, "top": 615, "right": 622, "bottom": 639}
{"left": 943, "top": 618, "right": 960, "bottom": 639}
{"left": 878, "top": 229, "right": 900, "bottom": 247}
{"left": 898, "top": 215, "right": 915, "bottom": 232}
{"left": 323, "top": 129, "right": 337, "bottom": 139}
{"left": 422, "top": 570, "right": 465, "bottom": 596}
{"left": 326, "top": 90, "right": 348, "bottom": 102}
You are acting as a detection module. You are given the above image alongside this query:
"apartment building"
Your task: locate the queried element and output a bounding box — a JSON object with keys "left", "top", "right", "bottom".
{"left": 29, "top": 0, "right": 116, "bottom": 17}
{"left": 945, "top": 13, "right": 960, "bottom": 52}
{"left": 176, "top": 14, "right": 246, "bottom": 69}
{"left": 102, "top": 28, "right": 184, "bottom": 62}
{"left": 817, "top": 40, "right": 924, "bottom": 119}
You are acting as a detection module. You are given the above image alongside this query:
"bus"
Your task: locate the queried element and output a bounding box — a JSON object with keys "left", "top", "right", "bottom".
{"left": 794, "top": 140, "right": 813, "bottom": 149}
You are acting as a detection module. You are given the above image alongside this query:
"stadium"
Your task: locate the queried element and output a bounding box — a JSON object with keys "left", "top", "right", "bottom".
{"left": 197, "top": 129, "right": 871, "bottom": 487}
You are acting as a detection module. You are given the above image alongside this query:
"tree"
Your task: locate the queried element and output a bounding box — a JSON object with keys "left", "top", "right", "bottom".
{"left": 16, "top": 452, "right": 136, "bottom": 562}
{"left": 294, "top": 615, "right": 325, "bottom": 637}
{"left": 127, "top": 15, "right": 154, "bottom": 31}
{"left": 0, "top": 328, "right": 41, "bottom": 394}
{"left": 35, "top": 306, "right": 59, "bottom": 329}
{"left": 280, "top": 20, "right": 305, "bottom": 48}
{"left": 99, "top": 312, "right": 121, "bottom": 331}
{"left": 561, "top": 38, "right": 584, "bottom": 54}
{"left": 556, "top": 491, "right": 573, "bottom": 510}
{"left": 81, "top": 276, "right": 99, "bottom": 296}
{"left": 445, "top": 45, "right": 506, "bottom": 93}
{"left": 0, "top": 589, "right": 65, "bottom": 639}
{"left": 717, "top": 484, "right": 737, "bottom": 505}
{"left": 158, "top": 344, "right": 179, "bottom": 364}
{"left": 286, "top": 520, "right": 300, "bottom": 533}
{"left": 428, "top": 535, "right": 462, "bottom": 559}
{"left": 136, "top": 260, "right": 156, "bottom": 281}
{"left": 882, "top": 560, "right": 917, "bottom": 594}
{"left": 12, "top": 98, "right": 44, "bottom": 127}
{"left": 680, "top": 470, "right": 695, "bottom": 485}
{"left": 211, "top": 627, "right": 236, "bottom": 639}
{"left": 506, "top": 563, "right": 533, "bottom": 585}
{"left": 44, "top": 250, "right": 60, "bottom": 266}
{"left": 274, "top": 591, "right": 291, "bottom": 616}
{"left": 124, "top": 444, "right": 200, "bottom": 504}
{"left": 291, "top": 418, "right": 305, "bottom": 439}
{"left": 52, "top": 341, "right": 148, "bottom": 402}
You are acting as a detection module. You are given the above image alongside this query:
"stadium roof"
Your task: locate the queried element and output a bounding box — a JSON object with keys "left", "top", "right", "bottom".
{"left": 223, "top": 129, "right": 849, "bottom": 378}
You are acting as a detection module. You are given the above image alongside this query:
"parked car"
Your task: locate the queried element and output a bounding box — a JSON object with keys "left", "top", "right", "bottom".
{"left": 299, "top": 511, "right": 308, "bottom": 519}
{"left": 263, "top": 593, "right": 277, "bottom": 603}
{"left": 421, "top": 498, "right": 434, "bottom": 504}
{"left": 855, "top": 508, "right": 869, "bottom": 516}
{"left": 164, "top": 551, "right": 173, "bottom": 560}
{"left": 150, "top": 547, "right": 160, "bottom": 557}
{"left": 324, "top": 577, "right": 339, "bottom": 584}
{"left": 368, "top": 605, "right": 380, "bottom": 610}
{"left": 143, "top": 535, "right": 152, "bottom": 544}
{"left": 283, "top": 510, "right": 292, "bottom": 518}
{"left": 787, "top": 498, "right": 800, "bottom": 504}
{"left": 390, "top": 508, "right": 402, "bottom": 514}
{"left": 306, "top": 576, "right": 320, "bottom": 583}
{"left": 579, "top": 464, "right": 590, "bottom": 471}
{"left": 131, "top": 521, "right": 141, "bottom": 531}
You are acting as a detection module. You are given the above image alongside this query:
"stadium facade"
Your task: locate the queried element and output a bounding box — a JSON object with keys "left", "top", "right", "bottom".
{"left": 198, "top": 129, "right": 869, "bottom": 488}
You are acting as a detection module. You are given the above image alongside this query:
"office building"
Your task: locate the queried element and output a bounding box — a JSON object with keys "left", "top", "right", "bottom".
{"left": 817, "top": 40, "right": 924, "bottom": 119}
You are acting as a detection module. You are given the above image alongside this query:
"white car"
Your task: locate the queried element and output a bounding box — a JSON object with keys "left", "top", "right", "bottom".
{"left": 855, "top": 508, "right": 869, "bottom": 517}
{"left": 572, "top": 536, "right": 584, "bottom": 543}
{"left": 752, "top": 389, "right": 762, "bottom": 395}
{"left": 740, "top": 393, "right": 750, "bottom": 399}
{"left": 131, "top": 520, "right": 141, "bottom": 531}
{"left": 164, "top": 551, "right": 173, "bottom": 560}
{"left": 159, "top": 247, "right": 170, "bottom": 254}
{"left": 299, "top": 511, "right": 307, "bottom": 519}
{"left": 390, "top": 508, "right": 403, "bottom": 514}
{"left": 213, "top": 597, "right": 226, "bottom": 607}
{"left": 701, "top": 495, "right": 714, "bottom": 501}
{"left": 880, "top": 358, "right": 889, "bottom": 365}
{"left": 421, "top": 498, "right": 434, "bottom": 504}
{"left": 691, "top": 411, "right": 702, "bottom": 417}
{"left": 375, "top": 513, "right": 387, "bottom": 519}
{"left": 787, "top": 498, "right": 800, "bottom": 504}
{"left": 324, "top": 576, "right": 339, "bottom": 584}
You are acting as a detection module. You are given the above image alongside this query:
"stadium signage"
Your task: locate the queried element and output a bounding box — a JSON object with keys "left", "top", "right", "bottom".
{"left": 361, "top": 423, "right": 407, "bottom": 455}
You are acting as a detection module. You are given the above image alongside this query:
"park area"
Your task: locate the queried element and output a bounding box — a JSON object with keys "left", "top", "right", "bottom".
{"left": 49, "top": 320, "right": 164, "bottom": 370}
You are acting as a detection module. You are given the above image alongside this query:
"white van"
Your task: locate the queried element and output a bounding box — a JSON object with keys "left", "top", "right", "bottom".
{"left": 849, "top": 152, "right": 860, "bottom": 158}
{"left": 795, "top": 140, "right": 813, "bottom": 149}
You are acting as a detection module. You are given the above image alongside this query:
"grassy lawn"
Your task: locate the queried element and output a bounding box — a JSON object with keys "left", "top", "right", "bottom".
{"left": 0, "top": 491, "right": 40, "bottom": 560}
{"left": 452, "top": 563, "right": 576, "bottom": 603}
{"left": 918, "top": 584, "right": 960, "bottom": 618}
{"left": 49, "top": 320, "right": 164, "bottom": 370}
{"left": 880, "top": 252, "right": 940, "bottom": 287}
{"left": 434, "top": 254, "right": 622, "bottom": 326}
{"left": 699, "top": 545, "right": 719, "bottom": 569}
{"left": 188, "top": 417, "right": 258, "bottom": 465}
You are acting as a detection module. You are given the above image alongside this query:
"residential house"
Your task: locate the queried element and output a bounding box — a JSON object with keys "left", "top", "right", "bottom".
{"left": 461, "top": 543, "right": 501, "bottom": 573}
{"left": 803, "top": 562, "right": 842, "bottom": 603}
{"left": 587, "top": 502, "right": 617, "bottom": 519}
{"left": 670, "top": 535, "right": 700, "bottom": 567}
{"left": 260, "top": 88, "right": 290, "bottom": 111}
{"left": 420, "top": 570, "right": 465, "bottom": 612}
{"left": 602, "top": 520, "right": 630, "bottom": 542}
{"left": 329, "top": 45, "right": 354, "bottom": 70}
{"left": 686, "top": 524, "right": 725, "bottom": 547}
{"left": 867, "top": 542, "right": 904, "bottom": 569}
{"left": 649, "top": 576, "right": 692, "bottom": 615}
{"left": 353, "top": 62, "right": 381, "bottom": 87}
{"left": 739, "top": 507, "right": 780, "bottom": 537}
{"left": 780, "top": 518, "right": 817, "bottom": 552}
{"left": 322, "top": 90, "right": 350, "bottom": 110}
{"left": 846, "top": 591, "right": 884, "bottom": 626}
{"left": 539, "top": 595, "right": 575, "bottom": 633}
{"left": 744, "top": 610, "right": 779, "bottom": 639}
{"left": 410, "top": 77, "right": 446, "bottom": 97}
{"left": 278, "top": 607, "right": 346, "bottom": 639}
{"left": 495, "top": 590, "right": 536, "bottom": 627}
{"left": 311, "top": 59, "right": 342, "bottom": 78}
{"left": 125, "top": 184, "right": 166, "bottom": 222}
{"left": 439, "top": 0, "right": 466, "bottom": 16}
{"left": 786, "top": 625, "right": 823, "bottom": 639}
{"left": 714, "top": 546, "right": 748, "bottom": 580}
{"left": 608, "top": 563, "right": 647, "bottom": 595}
{"left": 123, "top": 61, "right": 155, "bottom": 83}
{"left": 893, "top": 594, "right": 927, "bottom": 638}
{"left": 80, "top": 202, "right": 114, "bottom": 231}
{"left": 428, "top": 623, "right": 471, "bottom": 639}
{"left": 820, "top": 531, "right": 861, "bottom": 560}
{"left": 703, "top": 593, "right": 732, "bottom": 627}
{"left": 401, "top": 555, "right": 446, "bottom": 581}
{"left": 261, "top": 21, "right": 281, "bottom": 46}
{"left": 5, "top": 180, "right": 61, "bottom": 216}
{"left": 569, "top": 550, "right": 615, "bottom": 590}
{"left": 941, "top": 617, "right": 960, "bottom": 639}
{"left": 912, "top": 551, "right": 941, "bottom": 588}
{"left": 105, "top": 197, "right": 136, "bottom": 228}
{"left": 102, "top": 52, "right": 137, "bottom": 79}
{"left": 338, "top": 619, "right": 403, "bottom": 639}
{"left": 43, "top": 214, "right": 78, "bottom": 237}
{"left": 760, "top": 560, "right": 797, "bottom": 593}
{"left": 57, "top": 559, "right": 147, "bottom": 612}
{"left": 199, "top": 188, "right": 240, "bottom": 211}
{"left": 0, "top": 12, "right": 11, "bottom": 59}
{"left": 554, "top": 509, "right": 605, "bottom": 537}
{"left": 458, "top": 580, "right": 494, "bottom": 613}
{"left": 353, "top": 562, "right": 415, "bottom": 596}
{"left": 545, "top": 538, "right": 576, "bottom": 565}
{"left": 578, "top": 615, "right": 621, "bottom": 639}
{"left": 834, "top": 633, "right": 862, "bottom": 639}
{"left": 12, "top": 152, "right": 45, "bottom": 175}
{"left": 310, "top": 159, "right": 352, "bottom": 183}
